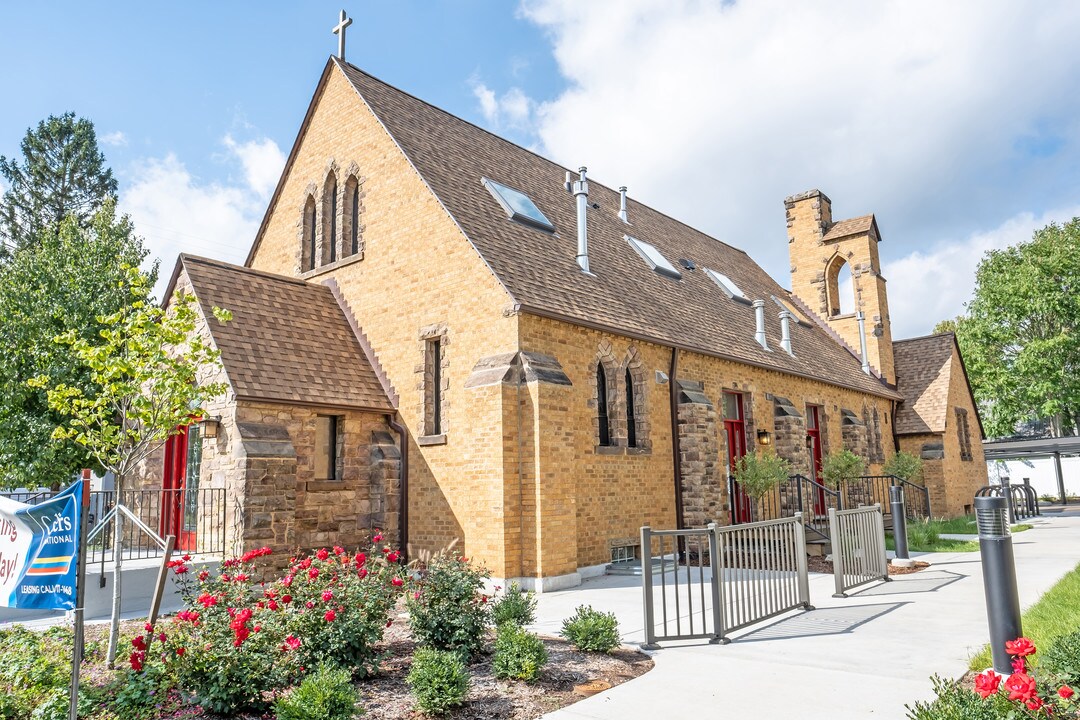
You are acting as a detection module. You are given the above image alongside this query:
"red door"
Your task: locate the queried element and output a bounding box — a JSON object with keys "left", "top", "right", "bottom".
{"left": 724, "top": 392, "right": 751, "bottom": 523}
{"left": 807, "top": 406, "right": 825, "bottom": 513}
{"left": 162, "top": 425, "right": 200, "bottom": 551}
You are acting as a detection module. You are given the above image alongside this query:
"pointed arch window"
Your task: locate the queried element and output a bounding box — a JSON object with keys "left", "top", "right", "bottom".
{"left": 347, "top": 177, "right": 361, "bottom": 256}
{"left": 323, "top": 173, "right": 338, "bottom": 265}
{"left": 625, "top": 368, "right": 637, "bottom": 448}
{"left": 596, "top": 364, "right": 611, "bottom": 446}
{"left": 303, "top": 195, "right": 317, "bottom": 272}
{"left": 825, "top": 255, "right": 856, "bottom": 316}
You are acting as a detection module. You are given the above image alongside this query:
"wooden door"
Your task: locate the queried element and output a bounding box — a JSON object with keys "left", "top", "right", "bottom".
{"left": 724, "top": 392, "right": 751, "bottom": 523}
{"left": 162, "top": 425, "right": 200, "bottom": 551}
{"left": 807, "top": 406, "right": 825, "bottom": 514}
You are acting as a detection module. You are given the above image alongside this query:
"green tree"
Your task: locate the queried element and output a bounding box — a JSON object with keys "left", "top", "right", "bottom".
{"left": 952, "top": 219, "right": 1080, "bottom": 437}
{"left": 0, "top": 202, "right": 156, "bottom": 489}
{"left": 822, "top": 448, "right": 867, "bottom": 488}
{"left": 883, "top": 450, "right": 923, "bottom": 483}
{"left": 932, "top": 318, "right": 960, "bottom": 335}
{"left": 0, "top": 112, "right": 118, "bottom": 254}
{"left": 733, "top": 451, "right": 792, "bottom": 520}
{"left": 30, "top": 266, "right": 230, "bottom": 666}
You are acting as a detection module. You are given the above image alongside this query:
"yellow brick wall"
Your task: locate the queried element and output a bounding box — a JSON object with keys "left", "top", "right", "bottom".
{"left": 518, "top": 313, "right": 898, "bottom": 570}
{"left": 245, "top": 64, "right": 520, "bottom": 573}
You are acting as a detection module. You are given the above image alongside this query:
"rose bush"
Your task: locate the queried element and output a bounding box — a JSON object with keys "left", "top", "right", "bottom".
{"left": 964, "top": 637, "right": 1077, "bottom": 717}
{"left": 133, "top": 538, "right": 407, "bottom": 714}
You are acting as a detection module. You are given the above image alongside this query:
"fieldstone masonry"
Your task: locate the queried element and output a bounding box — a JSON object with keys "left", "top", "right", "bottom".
{"left": 677, "top": 380, "right": 726, "bottom": 528}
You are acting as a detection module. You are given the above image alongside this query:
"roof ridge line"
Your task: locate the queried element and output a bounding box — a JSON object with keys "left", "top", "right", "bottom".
{"left": 337, "top": 59, "right": 752, "bottom": 259}
{"left": 181, "top": 253, "right": 315, "bottom": 288}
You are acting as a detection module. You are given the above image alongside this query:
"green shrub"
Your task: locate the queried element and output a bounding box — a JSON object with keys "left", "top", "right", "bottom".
{"left": 884, "top": 451, "right": 923, "bottom": 483}
{"left": 275, "top": 664, "right": 361, "bottom": 720}
{"left": 492, "top": 583, "right": 537, "bottom": 628}
{"left": 905, "top": 675, "right": 1015, "bottom": 719}
{"left": 107, "top": 664, "right": 179, "bottom": 719}
{"left": 493, "top": 625, "right": 548, "bottom": 682}
{"left": 1041, "top": 629, "right": 1080, "bottom": 686}
{"left": 906, "top": 518, "right": 942, "bottom": 548}
{"left": 407, "top": 553, "right": 491, "bottom": 658}
{"left": 0, "top": 625, "right": 76, "bottom": 719}
{"left": 406, "top": 648, "right": 470, "bottom": 716}
{"left": 560, "top": 605, "right": 621, "bottom": 653}
{"left": 152, "top": 541, "right": 406, "bottom": 714}
{"left": 822, "top": 449, "right": 867, "bottom": 488}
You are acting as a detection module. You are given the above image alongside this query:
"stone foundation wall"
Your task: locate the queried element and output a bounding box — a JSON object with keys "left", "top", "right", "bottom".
{"left": 677, "top": 381, "right": 725, "bottom": 528}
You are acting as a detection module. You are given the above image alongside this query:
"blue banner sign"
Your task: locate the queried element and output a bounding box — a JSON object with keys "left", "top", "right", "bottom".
{"left": 0, "top": 482, "right": 82, "bottom": 611}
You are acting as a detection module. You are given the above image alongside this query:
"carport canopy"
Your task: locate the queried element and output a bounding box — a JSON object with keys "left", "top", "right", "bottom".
{"left": 982, "top": 436, "right": 1080, "bottom": 504}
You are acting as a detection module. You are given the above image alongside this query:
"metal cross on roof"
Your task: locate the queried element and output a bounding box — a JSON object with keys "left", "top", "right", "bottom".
{"left": 332, "top": 9, "right": 353, "bottom": 61}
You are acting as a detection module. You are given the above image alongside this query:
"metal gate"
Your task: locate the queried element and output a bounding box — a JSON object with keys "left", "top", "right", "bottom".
{"left": 828, "top": 504, "right": 889, "bottom": 598}
{"left": 641, "top": 514, "right": 812, "bottom": 648}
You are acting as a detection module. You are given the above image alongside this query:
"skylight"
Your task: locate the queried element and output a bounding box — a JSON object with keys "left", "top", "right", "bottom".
{"left": 626, "top": 235, "right": 682, "bottom": 279}
{"left": 704, "top": 268, "right": 750, "bottom": 302}
{"left": 482, "top": 177, "right": 554, "bottom": 231}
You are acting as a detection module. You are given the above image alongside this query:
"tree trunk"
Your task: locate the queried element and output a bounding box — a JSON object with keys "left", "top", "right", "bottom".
{"left": 105, "top": 475, "right": 124, "bottom": 668}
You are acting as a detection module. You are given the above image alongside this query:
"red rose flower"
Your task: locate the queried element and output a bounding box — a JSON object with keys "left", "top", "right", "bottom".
{"left": 129, "top": 652, "right": 144, "bottom": 671}
{"left": 173, "top": 565, "right": 188, "bottom": 575}
{"left": 357, "top": 568, "right": 368, "bottom": 579}
{"left": 176, "top": 647, "right": 186, "bottom": 656}
{"left": 324, "top": 610, "right": 336, "bottom": 622}
{"left": 392, "top": 577, "right": 404, "bottom": 587}
{"left": 386, "top": 618, "right": 393, "bottom": 627}
{"left": 316, "top": 548, "right": 330, "bottom": 561}
{"left": 372, "top": 533, "right": 383, "bottom": 543}
{"left": 305, "top": 601, "right": 315, "bottom": 609}
{"left": 1005, "top": 638, "right": 1036, "bottom": 657}
{"left": 198, "top": 570, "right": 209, "bottom": 581}
{"left": 283, "top": 635, "right": 301, "bottom": 651}
{"left": 268, "top": 600, "right": 279, "bottom": 611}
{"left": 354, "top": 552, "right": 366, "bottom": 567}
{"left": 1004, "top": 672, "right": 1037, "bottom": 702}
{"left": 144, "top": 623, "right": 153, "bottom": 632}
{"left": 281, "top": 594, "right": 292, "bottom": 604}
{"left": 1011, "top": 658, "right": 1026, "bottom": 673}
{"left": 181, "top": 554, "right": 192, "bottom": 562}
{"left": 1060, "top": 686, "right": 1075, "bottom": 700}
{"left": 974, "top": 670, "right": 1001, "bottom": 699}
{"left": 322, "top": 590, "right": 334, "bottom": 602}
{"left": 333, "top": 546, "right": 345, "bottom": 555}
{"left": 387, "top": 551, "right": 400, "bottom": 563}
{"left": 1026, "top": 696, "right": 1043, "bottom": 711}
{"left": 131, "top": 636, "right": 147, "bottom": 651}
{"left": 308, "top": 567, "right": 320, "bottom": 580}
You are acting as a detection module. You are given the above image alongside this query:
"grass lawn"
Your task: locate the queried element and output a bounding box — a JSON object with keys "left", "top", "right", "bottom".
{"left": 925, "top": 515, "right": 1034, "bottom": 535}
{"left": 884, "top": 517, "right": 1033, "bottom": 553}
{"left": 969, "top": 561, "right": 1080, "bottom": 670}
{"left": 886, "top": 535, "right": 979, "bottom": 553}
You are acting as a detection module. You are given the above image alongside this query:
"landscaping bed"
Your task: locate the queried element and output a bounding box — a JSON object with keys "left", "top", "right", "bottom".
{"left": 0, "top": 543, "right": 652, "bottom": 720}
{"left": 804, "top": 555, "right": 930, "bottom": 575}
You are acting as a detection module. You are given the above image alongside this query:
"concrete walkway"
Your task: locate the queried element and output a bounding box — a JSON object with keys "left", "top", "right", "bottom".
{"left": 532, "top": 512, "right": 1080, "bottom": 720}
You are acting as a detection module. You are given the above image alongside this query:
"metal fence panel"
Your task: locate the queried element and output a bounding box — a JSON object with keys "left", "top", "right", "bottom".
{"left": 829, "top": 504, "right": 889, "bottom": 598}
{"left": 641, "top": 515, "right": 812, "bottom": 648}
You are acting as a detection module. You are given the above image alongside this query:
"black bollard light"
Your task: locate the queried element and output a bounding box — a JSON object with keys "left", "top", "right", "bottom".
{"left": 975, "top": 495, "right": 1023, "bottom": 673}
{"left": 889, "top": 485, "right": 913, "bottom": 568}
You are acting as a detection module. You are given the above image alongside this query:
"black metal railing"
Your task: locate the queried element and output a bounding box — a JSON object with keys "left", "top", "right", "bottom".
{"left": 748, "top": 474, "right": 841, "bottom": 542}
{"left": 843, "top": 475, "right": 931, "bottom": 522}
{"left": 1, "top": 487, "right": 226, "bottom": 563}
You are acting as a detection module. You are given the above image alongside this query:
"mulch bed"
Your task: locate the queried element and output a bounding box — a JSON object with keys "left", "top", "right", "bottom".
{"left": 75, "top": 616, "right": 653, "bottom": 720}
{"left": 359, "top": 617, "right": 653, "bottom": 719}
{"left": 805, "top": 556, "right": 931, "bottom": 575}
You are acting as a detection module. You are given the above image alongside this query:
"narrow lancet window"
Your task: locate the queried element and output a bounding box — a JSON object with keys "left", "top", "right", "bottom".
{"left": 597, "top": 364, "right": 611, "bottom": 446}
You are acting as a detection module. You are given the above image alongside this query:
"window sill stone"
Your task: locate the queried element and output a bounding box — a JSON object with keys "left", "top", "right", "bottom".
{"left": 306, "top": 480, "right": 343, "bottom": 492}
{"left": 300, "top": 252, "right": 364, "bottom": 279}
{"left": 594, "top": 445, "right": 623, "bottom": 455}
{"left": 418, "top": 434, "right": 447, "bottom": 447}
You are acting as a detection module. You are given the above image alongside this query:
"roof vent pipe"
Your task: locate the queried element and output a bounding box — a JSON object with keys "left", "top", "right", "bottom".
{"left": 618, "top": 186, "right": 629, "bottom": 224}
{"left": 779, "top": 310, "right": 794, "bottom": 355}
{"left": 753, "top": 300, "right": 770, "bottom": 350}
{"left": 568, "top": 167, "right": 591, "bottom": 274}
{"left": 856, "top": 311, "right": 871, "bottom": 374}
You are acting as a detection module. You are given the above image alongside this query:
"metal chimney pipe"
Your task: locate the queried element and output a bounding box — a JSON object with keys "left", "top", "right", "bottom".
{"left": 571, "top": 167, "right": 591, "bottom": 274}
{"left": 618, "top": 186, "right": 629, "bottom": 224}
{"left": 753, "top": 300, "right": 770, "bottom": 350}
{"left": 779, "top": 310, "right": 794, "bottom": 355}
{"left": 856, "top": 311, "right": 871, "bottom": 374}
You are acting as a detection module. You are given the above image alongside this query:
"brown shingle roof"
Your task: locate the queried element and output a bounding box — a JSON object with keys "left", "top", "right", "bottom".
{"left": 179, "top": 255, "right": 392, "bottom": 411}
{"left": 336, "top": 60, "right": 901, "bottom": 400}
{"left": 893, "top": 333, "right": 955, "bottom": 434}
{"left": 822, "top": 214, "right": 876, "bottom": 242}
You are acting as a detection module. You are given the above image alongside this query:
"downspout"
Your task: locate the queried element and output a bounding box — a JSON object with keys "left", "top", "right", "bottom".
{"left": 669, "top": 347, "right": 684, "bottom": 531}
{"left": 387, "top": 414, "right": 409, "bottom": 560}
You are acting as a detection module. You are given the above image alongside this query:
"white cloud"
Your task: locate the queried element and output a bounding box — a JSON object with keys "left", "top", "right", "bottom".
{"left": 883, "top": 205, "right": 1080, "bottom": 339}
{"left": 100, "top": 131, "right": 127, "bottom": 147}
{"left": 470, "top": 78, "right": 536, "bottom": 133}
{"left": 222, "top": 135, "right": 286, "bottom": 199}
{"left": 515, "top": 0, "right": 1080, "bottom": 317}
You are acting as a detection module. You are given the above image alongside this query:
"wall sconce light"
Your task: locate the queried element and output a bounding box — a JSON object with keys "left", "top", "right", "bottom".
{"left": 199, "top": 415, "right": 222, "bottom": 439}
{"left": 757, "top": 429, "right": 772, "bottom": 446}
{"left": 805, "top": 433, "right": 814, "bottom": 449}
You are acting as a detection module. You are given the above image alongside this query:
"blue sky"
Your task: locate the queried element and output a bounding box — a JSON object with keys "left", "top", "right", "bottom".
{"left": 3, "top": 1, "right": 1080, "bottom": 338}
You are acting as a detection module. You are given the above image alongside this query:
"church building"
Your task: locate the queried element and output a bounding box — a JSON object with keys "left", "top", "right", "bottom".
{"left": 140, "top": 53, "right": 987, "bottom": 590}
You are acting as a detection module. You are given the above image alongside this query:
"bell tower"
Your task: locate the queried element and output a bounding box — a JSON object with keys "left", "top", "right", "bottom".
{"left": 785, "top": 189, "right": 895, "bottom": 385}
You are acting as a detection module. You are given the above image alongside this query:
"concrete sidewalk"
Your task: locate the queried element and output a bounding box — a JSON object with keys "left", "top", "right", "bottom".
{"left": 532, "top": 512, "right": 1080, "bottom": 720}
